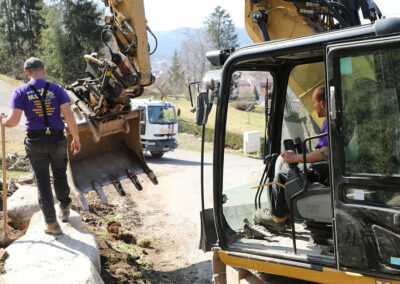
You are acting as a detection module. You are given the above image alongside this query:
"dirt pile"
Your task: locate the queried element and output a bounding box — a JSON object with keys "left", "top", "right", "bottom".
{"left": 1, "top": 153, "right": 30, "bottom": 172}
{"left": 73, "top": 197, "right": 151, "bottom": 284}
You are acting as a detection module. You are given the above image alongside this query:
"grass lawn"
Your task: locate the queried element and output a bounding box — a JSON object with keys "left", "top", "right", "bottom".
{"left": 166, "top": 97, "right": 266, "bottom": 134}
{"left": 0, "top": 74, "right": 23, "bottom": 87}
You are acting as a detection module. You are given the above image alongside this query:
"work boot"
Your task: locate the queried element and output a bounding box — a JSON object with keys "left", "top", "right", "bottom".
{"left": 45, "top": 222, "right": 62, "bottom": 235}
{"left": 254, "top": 209, "right": 288, "bottom": 233}
{"left": 59, "top": 206, "right": 70, "bottom": 223}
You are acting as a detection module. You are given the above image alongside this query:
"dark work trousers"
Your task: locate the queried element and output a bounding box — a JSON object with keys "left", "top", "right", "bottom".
{"left": 24, "top": 130, "right": 71, "bottom": 224}
{"left": 269, "top": 169, "right": 290, "bottom": 218}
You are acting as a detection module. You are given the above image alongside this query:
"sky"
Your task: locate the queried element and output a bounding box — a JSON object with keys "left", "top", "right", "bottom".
{"left": 139, "top": 0, "right": 400, "bottom": 31}
{"left": 142, "top": 0, "right": 245, "bottom": 31}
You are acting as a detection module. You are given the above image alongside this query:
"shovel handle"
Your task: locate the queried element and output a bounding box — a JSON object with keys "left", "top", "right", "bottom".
{"left": 2, "top": 124, "right": 7, "bottom": 234}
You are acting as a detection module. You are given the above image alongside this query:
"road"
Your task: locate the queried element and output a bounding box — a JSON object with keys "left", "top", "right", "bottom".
{"left": 124, "top": 149, "right": 262, "bottom": 283}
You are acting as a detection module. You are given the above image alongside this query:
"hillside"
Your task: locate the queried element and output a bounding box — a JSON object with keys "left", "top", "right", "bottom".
{"left": 150, "top": 27, "right": 252, "bottom": 62}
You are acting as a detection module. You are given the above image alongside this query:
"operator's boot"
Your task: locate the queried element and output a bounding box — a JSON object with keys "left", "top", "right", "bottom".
{"left": 254, "top": 209, "right": 289, "bottom": 233}
{"left": 59, "top": 206, "right": 70, "bottom": 223}
{"left": 45, "top": 222, "right": 63, "bottom": 235}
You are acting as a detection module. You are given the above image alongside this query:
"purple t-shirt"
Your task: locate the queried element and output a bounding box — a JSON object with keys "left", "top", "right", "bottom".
{"left": 316, "top": 118, "right": 328, "bottom": 148}
{"left": 10, "top": 79, "right": 71, "bottom": 131}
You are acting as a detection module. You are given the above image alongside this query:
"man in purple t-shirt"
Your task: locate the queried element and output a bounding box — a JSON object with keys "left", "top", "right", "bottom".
{"left": 281, "top": 85, "right": 328, "bottom": 163}
{"left": 0, "top": 57, "right": 81, "bottom": 235}
{"left": 256, "top": 85, "right": 328, "bottom": 232}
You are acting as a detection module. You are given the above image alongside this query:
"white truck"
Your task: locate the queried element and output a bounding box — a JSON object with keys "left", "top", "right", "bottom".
{"left": 131, "top": 98, "right": 179, "bottom": 158}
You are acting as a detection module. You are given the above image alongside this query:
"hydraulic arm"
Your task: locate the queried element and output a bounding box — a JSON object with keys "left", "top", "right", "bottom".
{"left": 64, "top": 0, "right": 158, "bottom": 209}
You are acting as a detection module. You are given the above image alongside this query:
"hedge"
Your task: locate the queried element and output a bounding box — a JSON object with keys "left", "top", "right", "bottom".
{"left": 178, "top": 120, "right": 265, "bottom": 154}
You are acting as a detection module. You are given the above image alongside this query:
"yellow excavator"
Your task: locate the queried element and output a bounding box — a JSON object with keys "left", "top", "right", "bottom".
{"left": 64, "top": 0, "right": 158, "bottom": 209}
{"left": 194, "top": 0, "right": 400, "bottom": 283}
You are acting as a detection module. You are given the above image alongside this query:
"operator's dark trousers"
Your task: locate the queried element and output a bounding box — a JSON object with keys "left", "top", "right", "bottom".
{"left": 24, "top": 130, "right": 71, "bottom": 224}
{"left": 270, "top": 169, "right": 290, "bottom": 219}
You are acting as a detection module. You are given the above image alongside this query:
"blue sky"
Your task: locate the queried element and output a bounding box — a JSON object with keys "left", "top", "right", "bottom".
{"left": 142, "top": 0, "right": 400, "bottom": 31}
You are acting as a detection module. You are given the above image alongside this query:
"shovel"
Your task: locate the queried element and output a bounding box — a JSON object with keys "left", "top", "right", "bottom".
{"left": 1, "top": 124, "right": 12, "bottom": 247}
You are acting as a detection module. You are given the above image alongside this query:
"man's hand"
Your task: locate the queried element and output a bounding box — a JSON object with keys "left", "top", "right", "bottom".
{"left": 70, "top": 138, "right": 81, "bottom": 155}
{"left": 0, "top": 109, "right": 22, "bottom": 127}
{"left": 281, "top": 150, "right": 299, "bottom": 164}
{"left": 60, "top": 102, "right": 81, "bottom": 155}
{"left": 0, "top": 113, "right": 8, "bottom": 125}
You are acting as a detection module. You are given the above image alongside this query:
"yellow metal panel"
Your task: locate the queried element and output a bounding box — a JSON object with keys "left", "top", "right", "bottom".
{"left": 218, "top": 250, "right": 400, "bottom": 284}
{"left": 107, "top": 0, "right": 152, "bottom": 86}
{"left": 245, "top": 0, "right": 314, "bottom": 43}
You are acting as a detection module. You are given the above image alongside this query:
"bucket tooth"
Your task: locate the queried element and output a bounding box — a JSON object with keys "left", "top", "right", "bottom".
{"left": 110, "top": 176, "right": 126, "bottom": 196}
{"left": 126, "top": 169, "right": 143, "bottom": 191}
{"left": 79, "top": 194, "right": 89, "bottom": 211}
{"left": 146, "top": 170, "right": 158, "bottom": 185}
{"left": 91, "top": 180, "right": 108, "bottom": 204}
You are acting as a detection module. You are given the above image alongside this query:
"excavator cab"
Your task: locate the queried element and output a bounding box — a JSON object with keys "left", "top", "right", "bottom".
{"left": 196, "top": 18, "right": 400, "bottom": 283}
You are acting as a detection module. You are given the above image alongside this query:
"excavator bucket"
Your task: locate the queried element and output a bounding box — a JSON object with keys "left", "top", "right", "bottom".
{"left": 65, "top": 102, "right": 157, "bottom": 210}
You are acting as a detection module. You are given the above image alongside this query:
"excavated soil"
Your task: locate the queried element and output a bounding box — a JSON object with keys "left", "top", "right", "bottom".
{"left": 0, "top": 180, "right": 151, "bottom": 283}
{"left": 0, "top": 178, "right": 205, "bottom": 283}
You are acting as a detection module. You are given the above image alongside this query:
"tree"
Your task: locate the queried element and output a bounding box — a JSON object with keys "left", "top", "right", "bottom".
{"left": 204, "top": 6, "right": 239, "bottom": 50}
{"left": 168, "top": 50, "right": 185, "bottom": 97}
{"left": 152, "top": 74, "right": 171, "bottom": 100}
{"left": 179, "top": 29, "right": 210, "bottom": 85}
{"left": 40, "top": 0, "right": 103, "bottom": 85}
{"left": 0, "top": 0, "right": 45, "bottom": 77}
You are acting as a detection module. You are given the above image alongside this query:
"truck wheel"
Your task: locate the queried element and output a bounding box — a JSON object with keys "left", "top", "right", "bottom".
{"left": 151, "top": 151, "right": 164, "bottom": 158}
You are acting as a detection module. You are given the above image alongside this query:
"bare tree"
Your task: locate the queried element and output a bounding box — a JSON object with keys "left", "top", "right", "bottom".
{"left": 151, "top": 74, "right": 171, "bottom": 100}
{"left": 179, "top": 29, "right": 210, "bottom": 85}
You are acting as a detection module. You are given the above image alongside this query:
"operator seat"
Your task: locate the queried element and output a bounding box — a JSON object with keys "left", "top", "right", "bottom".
{"left": 281, "top": 137, "right": 332, "bottom": 241}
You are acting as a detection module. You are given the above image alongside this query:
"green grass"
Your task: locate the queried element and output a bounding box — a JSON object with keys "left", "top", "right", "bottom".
{"left": 166, "top": 97, "right": 266, "bottom": 134}
{"left": 105, "top": 213, "right": 122, "bottom": 223}
{"left": 0, "top": 74, "right": 23, "bottom": 87}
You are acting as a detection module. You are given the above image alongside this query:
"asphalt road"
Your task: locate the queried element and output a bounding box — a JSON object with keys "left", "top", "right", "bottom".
{"left": 126, "top": 149, "right": 263, "bottom": 283}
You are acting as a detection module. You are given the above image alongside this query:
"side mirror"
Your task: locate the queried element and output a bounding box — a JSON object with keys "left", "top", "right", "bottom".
{"left": 177, "top": 108, "right": 181, "bottom": 116}
{"left": 196, "top": 91, "right": 208, "bottom": 126}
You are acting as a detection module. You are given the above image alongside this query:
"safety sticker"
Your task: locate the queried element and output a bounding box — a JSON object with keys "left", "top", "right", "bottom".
{"left": 375, "top": 280, "right": 392, "bottom": 284}
{"left": 391, "top": 257, "right": 400, "bottom": 266}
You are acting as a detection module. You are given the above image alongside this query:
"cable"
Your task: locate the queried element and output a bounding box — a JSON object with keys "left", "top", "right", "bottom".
{"left": 251, "top": 182, "right": 286, "bottom": 190}
{"left": 319, "top": 0, "right": 349, "bottom": 27}
{"left": 147, "top": 25, "right": 158, "bottom": 55}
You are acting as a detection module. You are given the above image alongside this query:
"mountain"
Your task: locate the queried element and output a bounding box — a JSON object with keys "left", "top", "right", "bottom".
{"left": 149, "top": 27, "right": 253, "bottom": 63}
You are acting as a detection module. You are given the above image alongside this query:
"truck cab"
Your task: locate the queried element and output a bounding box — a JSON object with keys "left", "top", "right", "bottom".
{"left": 195, "top": 18, "right": 400, "bottom": 283}
{"left": 131, "top": 98, "right": 178, "bottom": 158}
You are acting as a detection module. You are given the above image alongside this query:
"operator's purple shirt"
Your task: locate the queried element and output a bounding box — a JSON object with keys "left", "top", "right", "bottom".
{"left": 10, "top": 79, "right": 71, "bottom": 131}
{"left": 315, "top": 118, "right": 328, "bottom": 148}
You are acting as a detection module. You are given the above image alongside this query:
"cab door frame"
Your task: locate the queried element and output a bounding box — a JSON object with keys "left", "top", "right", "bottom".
{"left": 325, "top": 34, "right": 400, "bottom": 279}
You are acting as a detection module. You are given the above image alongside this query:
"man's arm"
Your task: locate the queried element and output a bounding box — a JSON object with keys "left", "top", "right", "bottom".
{"left": 0, "top": 109, "right": 23, "bottom": 127}
{"left": 60, "top": 102, "right": 81, "bottom": 155}
{"left": 281, "top": 146, "right": 328, "bottom": 164}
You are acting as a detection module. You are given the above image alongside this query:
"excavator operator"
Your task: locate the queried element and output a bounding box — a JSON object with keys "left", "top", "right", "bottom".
{"left": 256, "top": 85, "right": 329, "bottom": 232}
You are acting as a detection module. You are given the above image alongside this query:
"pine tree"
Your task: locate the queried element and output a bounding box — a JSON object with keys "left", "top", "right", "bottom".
{"left": 168, "top": 50, "right": 185, "bottom": 96}
{"left": 41, "top": 0, "right": 103, "bottom": 85}
{"left": 0, "top": 0, "right": 45, "bottom": 77}
{"left": 204, "top": 6, "right": 239, "bottom": 50}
